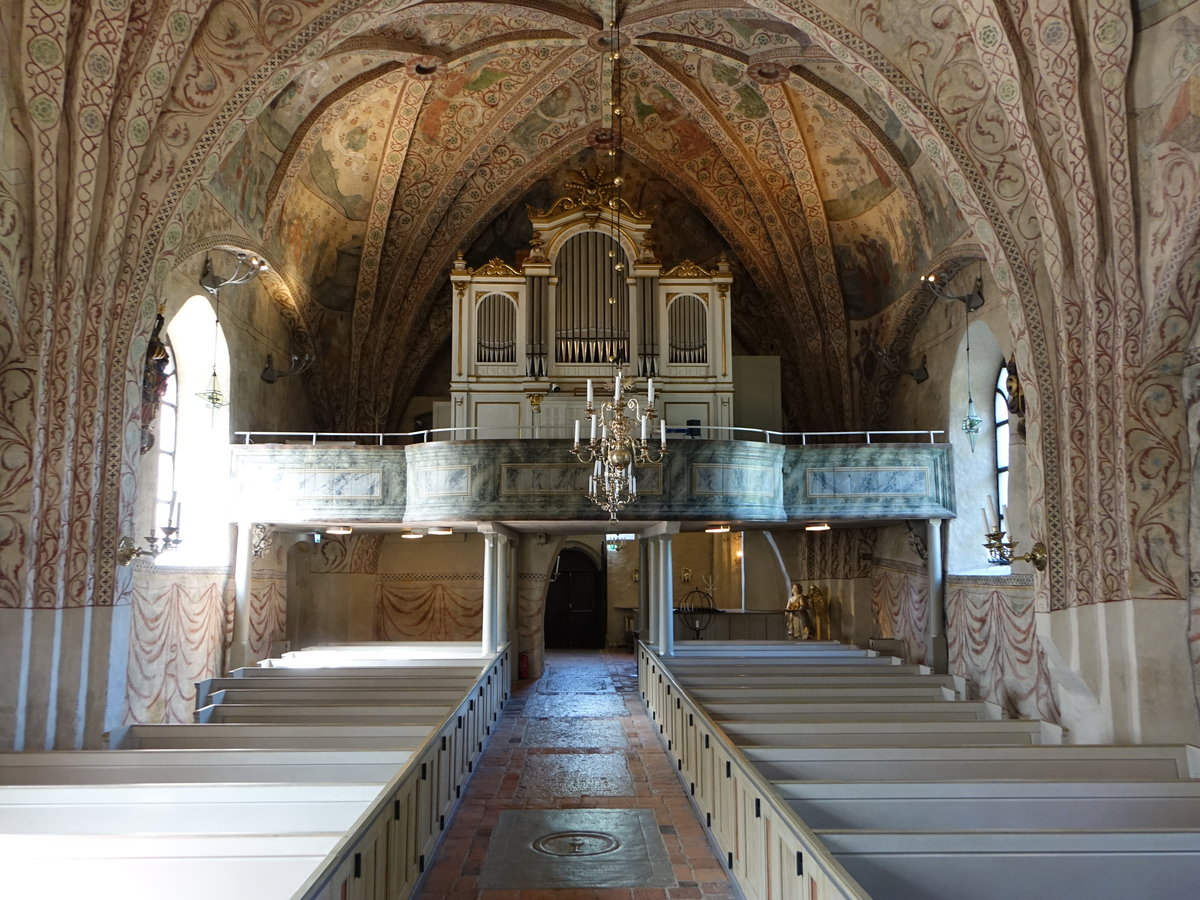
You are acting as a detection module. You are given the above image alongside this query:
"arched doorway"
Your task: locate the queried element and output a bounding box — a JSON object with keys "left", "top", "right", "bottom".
{"left": 543, "top": 548, "right": 605, "bottom": 649}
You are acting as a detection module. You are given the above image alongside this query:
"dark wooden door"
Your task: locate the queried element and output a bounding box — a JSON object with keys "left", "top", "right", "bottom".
{"left": 543, "top": 549, "right": 605, "bottom": 649}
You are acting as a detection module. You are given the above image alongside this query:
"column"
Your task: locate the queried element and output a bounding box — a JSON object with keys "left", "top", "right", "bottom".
{"left": 645, "top": 538, "right": 659, "bottom": 646}
{"left": 638, "top": 538, "right": 650, "bottom": 647}
{"left": 481, "top": 533, "right": 498, "bottom": 656}
{"left": 926, "top": 518, "right": 947, "bottom": 673}
{"left": 229, "top": 520, "right": 254, "bottom": 671}
{"left": 658, "top": 534, "right": 675, "bottom": 656}
{"left": 496, "top": 534, "right": 510, "bottom": 649}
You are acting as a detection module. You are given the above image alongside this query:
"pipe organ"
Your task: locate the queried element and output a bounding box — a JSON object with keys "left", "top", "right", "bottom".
{"left": 449, "top": 178, "right": 735, "bottom": 438}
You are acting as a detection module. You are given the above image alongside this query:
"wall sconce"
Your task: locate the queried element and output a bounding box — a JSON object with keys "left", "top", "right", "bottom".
{"left": 118, "top": 497, "right": 183, "bottom": 565}
{"left": 904, "top": 354, "right": 929, "bottom": 384}
{"left": 680, "top": 566, "right": 692, "bottom": 583}
{"left": 984, "top": 529, "right": 1048, "bottom": 570}
{"left": 982, "top": 505, "right": 1046, "bottom": 570}
{"left": 117, "top": 529, "right": 181, "bottom": 566}
{"left": 262, "top": 351, "right": 313, "bottom": 383}
{"left": 923, "top": 271, "right": 985, "bottom": 311}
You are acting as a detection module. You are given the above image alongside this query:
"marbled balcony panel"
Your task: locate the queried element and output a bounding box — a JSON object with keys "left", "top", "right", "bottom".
{"left": 229, "top": 440, "right": 954, "bottom": 525}
{"left": 783, "top": 443, "right": 955, "bottom": 520}
{"left": 229, "top": 446, "right": 406, "bottom": 523}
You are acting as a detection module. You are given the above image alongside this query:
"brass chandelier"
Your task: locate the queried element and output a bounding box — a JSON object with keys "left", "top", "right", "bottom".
{"left": 571, "top": 369, "right": 667, "bottom": 520}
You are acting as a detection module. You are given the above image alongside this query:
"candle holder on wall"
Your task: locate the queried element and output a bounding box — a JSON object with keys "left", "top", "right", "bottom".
{"left": 984, "top": 529, "right": 1047, "bottom": 571}
{"left": 117, "top": 528, "right": 182, "bottom": 566}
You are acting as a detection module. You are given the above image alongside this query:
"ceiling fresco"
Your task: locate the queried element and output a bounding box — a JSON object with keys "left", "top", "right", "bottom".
{"left": 189, "top": 0, "right": 982, "bottom": 430}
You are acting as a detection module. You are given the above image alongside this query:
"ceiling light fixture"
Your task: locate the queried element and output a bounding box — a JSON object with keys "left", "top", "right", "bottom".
{"left": 804, "top": 523, "right": 831, "bottom": 532}
{"left": 401, "top": 531, "right": 424, "bottom": 539}
{"left": 326, "top": 525, "right": 352, "bottom": 535}
{"left": 705, "top": 524, "right": 731, "bottom": 533}
{"left": 427, "top": 527, "right": 453, "bottom": 536}
{"left": 571, "top": 368, "right": 667, "bottom": 520}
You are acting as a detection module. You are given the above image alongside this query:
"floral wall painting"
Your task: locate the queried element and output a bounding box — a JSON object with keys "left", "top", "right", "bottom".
{"left": 207, "top": 119, "right": 280, "bottom": 231}
{"left": 311, "top": 241, "right": 363, "bottom": 313}
{"left": 508, "top": 79, "right": 589, "bottom": 152}
{"left": 1132, "top": 9, "right": 1200, "bottom": 304}
{"left": 279, "top": 181, "right": 365, "bottom": 312}
{"left": 1135, "top": 0, "right": 1200, "bottom": 30}
{"left": 832, "top": 190, "right": 929, "bottom": 320}
{"left": 303, "top": 132, "right": 372, "bottom": 222}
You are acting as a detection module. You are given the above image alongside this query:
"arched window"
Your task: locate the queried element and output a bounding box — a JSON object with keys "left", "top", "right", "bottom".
{"left": 161, "top": 294, "right": 232, "bottom": 566}
{"left": 994, "top": 363, "right": 1010, "bottom": 532}
{"left": 153, "top": 335, "right": 179, "bottom": 535}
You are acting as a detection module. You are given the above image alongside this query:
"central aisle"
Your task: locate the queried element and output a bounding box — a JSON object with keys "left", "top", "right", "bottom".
{"left": 417, "top": 649, "right": 738, "bottom": 899}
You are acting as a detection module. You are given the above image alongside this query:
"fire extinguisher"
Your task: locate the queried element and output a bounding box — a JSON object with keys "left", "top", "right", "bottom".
{"left": 518, "top": 651, "right": 530, "bottom": 680}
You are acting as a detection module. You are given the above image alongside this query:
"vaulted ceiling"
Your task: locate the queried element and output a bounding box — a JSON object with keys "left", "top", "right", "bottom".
{"left": 148, "top": 2, "right": 998, "bottom": 430}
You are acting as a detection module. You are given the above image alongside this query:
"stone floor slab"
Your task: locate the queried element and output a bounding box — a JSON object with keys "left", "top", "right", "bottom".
{"left": 523, "top": 718, "right": 628, "bottom": 749}
{"left": 517, "top": 751, "right": 634, "bottom": 797}
{"left": 478, "top": 808, "right": 675, "bottom": 890}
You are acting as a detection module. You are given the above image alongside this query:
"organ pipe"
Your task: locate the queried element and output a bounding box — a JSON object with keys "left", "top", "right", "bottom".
{"left": 555, "top": 232, "right": 629, "bottom": 364}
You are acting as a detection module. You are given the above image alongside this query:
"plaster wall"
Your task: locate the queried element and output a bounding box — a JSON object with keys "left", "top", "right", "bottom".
{"left": 1039, "top": 598, "right": 1200, "bottom": 745}
{"left": 604, "top": 540, "right": 639, "bottom": 648}
{"left": 0, "top": 603, "right": 125, "bottom": 750}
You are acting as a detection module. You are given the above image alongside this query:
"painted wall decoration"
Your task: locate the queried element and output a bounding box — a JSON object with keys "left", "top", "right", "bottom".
{"left": 206, "top": 118, "right": 280, "bottom": 231}
{"left": 872, "top": 565, "right": 928, "bottom": 665}
{"left": 375, "top": 574, "right": 482, "bottom": 641}
{"left": 124, "top": 568, "right": 233, "bottom": 726}
{"left": 310, "top": 532, "right": 385, "bottom": 575}
{"left": 830, "top": 189, "right": 928, "bottom": 319}
{"left": 946, "top": 581, "right": 1060, "bottom": 724}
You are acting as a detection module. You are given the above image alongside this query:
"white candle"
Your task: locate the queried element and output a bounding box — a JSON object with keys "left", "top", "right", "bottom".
{"left": 586, "top": 379, "right": 593, "bottom": 404}
{"left": 987, "top": 495, "right": 998, "bottom": 531}
{"left": 602, "top": 423, "right": 608, "bottom": 441}
{"left": 574, "top": 420, "right": 580, "bottom": 445}
{"left": 615, "top": 372, "right": 622, "bottom": 401}
{"left": 631, "top": 475, "right": 637, "bottom": 496}
{"left": 590, "top": 416, "right": 597, "bottom": 441}
{"left": 647, "top": 378, "right": 655, "bottom": 404}
{"left": 981, "top": 508, "right": 990, "bottom": 533}
{"left": 641, "top": 416, "right": 648, "bottom": 441}
{"left": 175, "top": 503, "right": 182, "bottom": 532}
{"left": 1001, "top": 504, "right": 1008, "bottom": 526}
{"left": 168, "top": 491, "right": 177, "bottom": 527}
{"left": 660, "top": 420, "right": 667, "bottom": 445}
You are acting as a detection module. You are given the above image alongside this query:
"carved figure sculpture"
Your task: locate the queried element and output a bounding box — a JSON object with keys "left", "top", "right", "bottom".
{"left": 785, "top": 582, "right": 814, "bottom": 640}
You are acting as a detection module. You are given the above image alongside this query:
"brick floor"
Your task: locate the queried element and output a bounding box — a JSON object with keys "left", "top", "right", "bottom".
{"left": 416, "top": 650, "right": 737, "bottom": 899}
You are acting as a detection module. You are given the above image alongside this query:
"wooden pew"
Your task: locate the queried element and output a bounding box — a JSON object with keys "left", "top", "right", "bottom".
{"left": 111, "top": 723, "right": 433, "bottom": 750}
{"left": 642, "top": 640, "right": 1200, "bottom": 900}
{"left": 0, "top": 781, "right": 379, "bottom": 833}
{"left": 0, "top": 748, "right": 411, "bottom": 784}
{"left": 720, "top": 718, "right": 1061, "bottom": 747}
{"left": 0, "top": 832, "right": 341, "bottom": 900}
{"left": 196, "top": 703, "right": 450, "bottom": 724}
{"left": 676, "top": 671, "right": 966, "bottom": 695}
{"left": 744, "top": 744, "right": 1199, "bottom": 781}
{"left": 779, "top": 779, "right": 1200, "bottom": 830}
{"left": 698, "top": 699, "right": 1003, "bottom": 721}
{"left": 820, "top": 829, "right": 1200, "bottom": 900}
